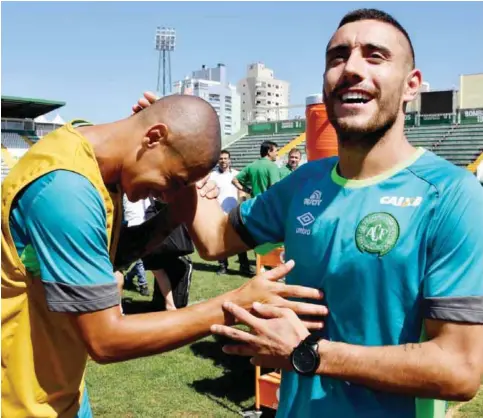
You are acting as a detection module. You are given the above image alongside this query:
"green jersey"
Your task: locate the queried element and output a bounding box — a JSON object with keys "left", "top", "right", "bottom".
{"left": 236, "top": 157, "right": 281, "bottom": 197}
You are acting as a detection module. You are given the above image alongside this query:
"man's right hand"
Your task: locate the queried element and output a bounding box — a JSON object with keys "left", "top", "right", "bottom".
{"left": 231, "top": 260, "right": 327, "bottom": 330}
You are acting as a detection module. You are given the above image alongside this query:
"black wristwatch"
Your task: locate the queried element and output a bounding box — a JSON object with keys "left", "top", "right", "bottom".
{"left": 290, "top": 332, "right": 323, "bottom": 376}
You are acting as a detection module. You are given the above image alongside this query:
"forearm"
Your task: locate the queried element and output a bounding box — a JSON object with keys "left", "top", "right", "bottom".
{"left": 171, "top": 186, "right": 249, "bottom": 260}
{"left": 232, "top": 178, "right": 248, "bottom": 193}
{"left": 83, "top": 290, "right": 239, "bottom": 363}
{"left": 317, "top": 340, "right": 477, "bottom": 401}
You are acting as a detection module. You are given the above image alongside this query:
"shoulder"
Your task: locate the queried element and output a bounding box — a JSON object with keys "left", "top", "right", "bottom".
{"left": 408, "top": 151, "right": 482, "bottom": 203}
{"left": 21, "top": 170, "right": 105, "bottom": 225}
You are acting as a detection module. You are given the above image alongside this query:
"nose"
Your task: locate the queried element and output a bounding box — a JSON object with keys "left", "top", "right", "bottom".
{"left": 342, "top": 48, "right": 365, "bottom": 83}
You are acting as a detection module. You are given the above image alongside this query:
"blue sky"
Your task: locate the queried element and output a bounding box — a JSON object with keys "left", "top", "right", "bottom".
{"left": 2, "top": 1, "right": 482, "bottom": 123}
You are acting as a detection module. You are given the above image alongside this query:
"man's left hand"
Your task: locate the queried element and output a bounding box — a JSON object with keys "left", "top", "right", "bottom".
{"left": 211, "top": 301, "right": 312, "bottom": 370}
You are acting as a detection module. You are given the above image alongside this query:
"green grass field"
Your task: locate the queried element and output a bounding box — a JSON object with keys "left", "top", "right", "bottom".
{"left": 86, "top": 252, "right": 482, "bottom": 417}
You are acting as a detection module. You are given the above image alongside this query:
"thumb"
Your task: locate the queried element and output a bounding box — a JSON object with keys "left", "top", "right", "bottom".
{"left": 261, "top": 260, "right": 295, "bottom": 282}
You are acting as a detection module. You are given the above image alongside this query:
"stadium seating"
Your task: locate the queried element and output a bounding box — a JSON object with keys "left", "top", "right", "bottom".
{"left": 404, "top": 125, "right": 452, "bottom": 148}
{"left": 25, "top": 131, "right": 41, "bottom": 144}
{"left": 227, "top": 133, "right": 301, "bottom": 169}
{"left": 1, "top": 132, "right": 30, "bottom": 160}
{"left": 1, "top": 158, "right": 10, "bottom": 181}
{"left": 226, "top": 121, "right": 483, "bottom": 171}
{"left": 432, "top": 123, "right": 483, "bottom": 167}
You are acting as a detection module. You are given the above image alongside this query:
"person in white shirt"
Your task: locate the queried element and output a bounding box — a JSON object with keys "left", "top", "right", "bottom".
{"left": 122, "top": 195, "right": 151, "bottom": 296}
{"left": 209, "top": 150, "right": 254, "bottom": 276}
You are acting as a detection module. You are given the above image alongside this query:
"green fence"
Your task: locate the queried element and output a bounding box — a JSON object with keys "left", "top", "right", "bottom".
{"left": 248, "top": 122, "right": 276, "bottom": 135}
{"left": 459, "top": 108, "right": 483, "bottom": 124}
{"left": 276, "top": 119, "right": 306, "bottom": 134}
{"left": 404, "top": 112, "right": 417, "bottom": 127}
{"left": 419, "top": 113, "right": 453, "bottom": 126}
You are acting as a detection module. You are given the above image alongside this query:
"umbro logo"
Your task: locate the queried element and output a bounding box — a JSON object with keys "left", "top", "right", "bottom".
{"left": 296, "top": 212, "right": 315, "bottom": 235}
{"left": 304, "top": 190, "right": 322, "bottom": 206}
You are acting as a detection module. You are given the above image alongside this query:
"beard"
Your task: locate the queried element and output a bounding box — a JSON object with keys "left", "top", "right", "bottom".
{"left": 324, "top": 87, "right": 403, "bottom": 149}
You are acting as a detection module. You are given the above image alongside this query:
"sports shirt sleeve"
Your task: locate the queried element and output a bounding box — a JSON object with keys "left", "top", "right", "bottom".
{"left": 423, "top": 173, "right": 483, "bottom": 323}
{"left": 19, "top": 170, "right": 119, "bottom": 313}
{"left": 229, "top": 164, "right": 310, "bottom": 247}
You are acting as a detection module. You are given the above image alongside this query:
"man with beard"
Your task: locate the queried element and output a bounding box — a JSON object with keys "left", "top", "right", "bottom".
{"left": 279, "top": 148, "right": 302, "bottom": 179}
{"left": 135, "top": 8, "right": 483, "bottom": 418}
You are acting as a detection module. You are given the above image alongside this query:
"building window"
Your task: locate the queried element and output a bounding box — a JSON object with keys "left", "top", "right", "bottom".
{"left": 243, "top": 93, "right": 245, "bottom": 96}
{"left": 225, "top": 96, "right": 232, "bottom": 103}
{"left": 268, "top": 84, "right": 271, "bottom": 88}
{"left": 276, "top": 85, "right": 279, "bottom": 89}
{"left": 276, "top": 94, "right": 279, "bottom": 97}
{"left": 242, "top": 101, "right": 245, "bottom": 104}
{"left": 268, "top": 101, "right": 271, "bottom": 105}
{"left": 256, "top": 101, "right": 261, "bottom": 105}
{"left": 225, "top": 105, "right": 232, "bottom": 112}
{"left": 209, "top": 94, "right": 220, "bottom": 102}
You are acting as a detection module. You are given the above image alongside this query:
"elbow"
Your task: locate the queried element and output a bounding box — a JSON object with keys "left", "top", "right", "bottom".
{"left": 85, "top": 333, "right": 121, "bottom": 365}
{"left": 87, "top": 341, "right": 117, "bottom": 365}
{"left": 440, "top": 366, "right": 480, "bottom": 402}
{"left": 197, "top": 247, "right": 222, "bottom": 262}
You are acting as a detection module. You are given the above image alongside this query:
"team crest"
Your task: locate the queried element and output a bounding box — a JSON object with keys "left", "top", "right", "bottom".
{"left": 355, "top": 212, "right": 399, "bottom": 256}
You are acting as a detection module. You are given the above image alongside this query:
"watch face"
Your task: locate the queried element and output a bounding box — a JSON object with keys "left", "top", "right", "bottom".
{"left": 292, "top": 345, "right": 318, "bottom": 375}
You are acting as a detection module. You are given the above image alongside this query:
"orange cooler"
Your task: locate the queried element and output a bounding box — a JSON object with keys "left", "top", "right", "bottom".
{"left": 305, "top": 94, "right": 338, "bottom": 161}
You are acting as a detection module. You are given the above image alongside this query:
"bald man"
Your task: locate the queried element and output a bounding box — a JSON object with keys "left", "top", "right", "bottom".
{"left": 1, "top": 94, "right": 327, "bottom": 418}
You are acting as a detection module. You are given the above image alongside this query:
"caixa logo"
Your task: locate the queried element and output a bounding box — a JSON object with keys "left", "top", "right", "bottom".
{"left": 380, "top": 196, "right": 423, "bottom": 207}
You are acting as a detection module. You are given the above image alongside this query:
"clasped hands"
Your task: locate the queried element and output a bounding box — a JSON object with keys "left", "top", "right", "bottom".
{"left": 212, "top": 260, "right": 328, "bottom": 371}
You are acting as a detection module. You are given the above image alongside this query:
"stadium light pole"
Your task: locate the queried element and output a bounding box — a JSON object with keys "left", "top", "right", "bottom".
{"left": 155, "top": 27, "right": 176, "bottom": 97}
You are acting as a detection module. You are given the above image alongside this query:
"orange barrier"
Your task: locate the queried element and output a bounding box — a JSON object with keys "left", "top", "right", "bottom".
{"left": 254, "top": 246, "right": 285, "bottom": 413}
{"left": 305, "top": 94, "right": 338, "bottom": 161}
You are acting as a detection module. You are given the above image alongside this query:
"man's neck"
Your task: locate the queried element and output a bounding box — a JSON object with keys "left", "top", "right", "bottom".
{"left": 337, "top": 121, "right": 416, "bottom": 180}
{"left": 77, "top": 119, "right": 133, "bottom": 186}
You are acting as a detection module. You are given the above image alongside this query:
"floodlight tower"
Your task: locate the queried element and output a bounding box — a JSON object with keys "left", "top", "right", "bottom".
{"left": 155, "top": 27, "right": 176, "bottom": 97}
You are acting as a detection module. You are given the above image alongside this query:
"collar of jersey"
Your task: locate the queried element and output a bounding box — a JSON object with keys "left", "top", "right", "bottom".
{"left": 331, "top": 147, "right": 425, "bottom": 189}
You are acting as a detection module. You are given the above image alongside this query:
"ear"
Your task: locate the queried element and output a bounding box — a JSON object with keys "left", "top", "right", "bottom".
{"left": 403, "top": 68, "right": 422, "bottom": 104}
{"left": 142, "top": 123, "right": 169, "bottom": 149}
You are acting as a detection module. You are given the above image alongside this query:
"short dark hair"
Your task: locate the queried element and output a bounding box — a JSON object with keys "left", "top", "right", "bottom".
{"left": 338, "top": 8, "right": 415, "bottom": 67}
{"left": 260, "top": 141, "right": 278, "bottom": 158}
{"left": 220, "top": 149, "right": 231, "bottom": 158}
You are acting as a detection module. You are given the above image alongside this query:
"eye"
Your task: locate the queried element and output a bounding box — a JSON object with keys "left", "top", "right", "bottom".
{"left": 367, "top": 52, "right": 385, "bottom": 63}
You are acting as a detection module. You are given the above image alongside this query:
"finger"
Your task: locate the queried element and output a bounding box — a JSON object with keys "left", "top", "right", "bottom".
{"left": 260, "top": 260, "right": 295, "bottom": 282}
{"left": 302, "top": 320, "right": 325, "bottom": 330}
{"left": 281, "top": 300, "right": 328, "bottom": 317}
{"left": 195, "top": 175, "right": 209, "bottom": 189}
{"left": 137, "top": 97, "right": 152, "bottom": 108}
{"left": 143, "top": 91, "right": 158, "bottom": 103}
{"left": 211, "top": 323, "right": 258, "bottom": 344}
{"left": 221, "top": 302, "right": 262, "bottom": 329}
{"left": 252, "top": 302, "right": 288, "bottom": 319}
{"left": 204, "top": 188, "right": 219, "bottom": 199}
{"left": 277, "top": 284, "right": 324, "bottom": 301}
{"left": 222, "top": 344, "right": 258, "bottom": 357}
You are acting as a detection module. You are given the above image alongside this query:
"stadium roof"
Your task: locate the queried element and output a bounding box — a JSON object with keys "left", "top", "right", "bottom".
{"left": 1, "top": 96, "right": 66, "bottom": 119}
